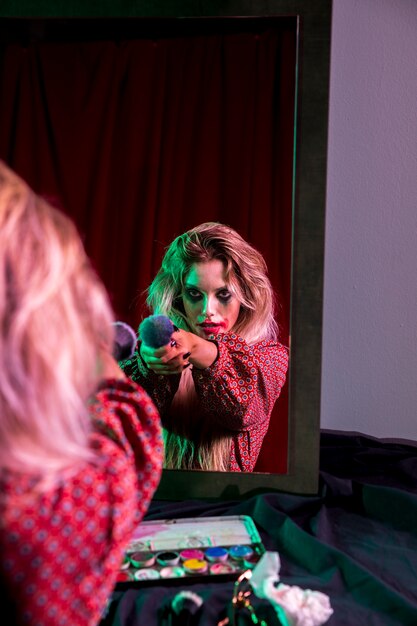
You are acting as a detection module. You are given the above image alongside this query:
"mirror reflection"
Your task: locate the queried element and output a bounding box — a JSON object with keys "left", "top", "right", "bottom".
{"left": 121, "top": 222, "right": 289, "bottom": 472}
{"left": 0, "top": 15, "right": 297, "bottom": 474}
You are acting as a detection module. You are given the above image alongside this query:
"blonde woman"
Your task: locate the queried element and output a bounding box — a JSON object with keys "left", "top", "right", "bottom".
{"left": 122, "top": 222, "right": 288, "bottom": 472}
{"left": 0, "top": 162, "right": 163, "bottom": 626}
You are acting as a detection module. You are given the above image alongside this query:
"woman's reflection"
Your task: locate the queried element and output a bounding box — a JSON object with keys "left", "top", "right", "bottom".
{"left": 121, "top": 222, "right": 288, "bottom": 471}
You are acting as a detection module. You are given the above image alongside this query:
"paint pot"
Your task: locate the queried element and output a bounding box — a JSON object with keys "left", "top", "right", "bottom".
{"left": 210, "top": 562, "right": 236, "bottom": 575}
{"left": 182, "top": 558, "right": 208, "bottom": 574}
{"left": 160, "top": 566, "right": 186, "bottom": 578}
{"left": 156, "top": 551, "right": 180, "bottom": 566}
{"left": 205, "top": 547, "right": 229, "bottom": 562}
{"left": 179, "top": 549, "right": 205, "bottom": 562}
{"left": 229, "top": 545, "right": 254, "bottom": 560}
{"left": 128, "top": 551, "right": 156, "bottom": 568}
{"left": 133, "top": 568, "right": 161, "bottom": 581}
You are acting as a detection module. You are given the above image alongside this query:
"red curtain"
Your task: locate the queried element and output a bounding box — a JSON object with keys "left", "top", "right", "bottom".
{"left": 0, "top": 19, "right": 296, "bottom": 473}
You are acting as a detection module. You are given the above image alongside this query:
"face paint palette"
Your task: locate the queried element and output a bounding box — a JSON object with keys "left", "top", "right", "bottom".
{"left": 116, "top": 515, "right": 265, "bottom": 586}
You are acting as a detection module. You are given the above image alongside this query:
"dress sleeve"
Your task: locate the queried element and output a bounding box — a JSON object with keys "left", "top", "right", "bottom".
{"left": 90, "top": 377, "right": 163, "bottom": 520}
{"left": 120, "top": 349, "right": 181, "bottom": 416}
{"left": 192, "top": 333, "right": 288, "bottom": 431}
{"left": 0, "top": 378, "right": 164, "bottom": 626}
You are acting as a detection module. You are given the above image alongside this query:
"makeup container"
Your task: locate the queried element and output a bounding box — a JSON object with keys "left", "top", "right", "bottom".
{"left": 205, "top": 547, "right": 229, "bottom": 562}
{"left": 182, "top": 558, "right": 208, "bottom": 574}
{"left": 160, "top": 566, "right": 186, "bottom": 579}
{"left": 117, "top": 515, "right": 265, "bottom": 586}
{"left": 179, "top": 549, "right": 205, "bottom": 562}
{"left": 209, "top": 562, "right": 236, "bottom": 575}
{"left": 128, "top": 551, "right": 156, "bottom": 568}
{"left": 156, "top": 551, "right": 180, "bottom": 566}
{"left": 133, "top": 568, "right": 161, "bottom": 581}
{"left": 229, "top": 545, "right": 254, "bottom": 561}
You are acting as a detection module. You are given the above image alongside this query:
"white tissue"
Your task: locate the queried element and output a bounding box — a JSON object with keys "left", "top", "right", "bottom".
{"left": 250, "top": 552, "right": 333, "bottom": 626}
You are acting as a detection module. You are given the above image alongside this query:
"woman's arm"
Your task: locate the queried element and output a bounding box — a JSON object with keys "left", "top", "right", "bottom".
{"left": 192, "top": 334, "right": 288, "bottom": 431}
{"left": 139, "top": 328, "right": 218, "bottom": 373}
{"left": 90, "top": 377, "right": 163, "bottom": 517}
{"left": 119, "top": 348, "right": 181, "bottom": 416}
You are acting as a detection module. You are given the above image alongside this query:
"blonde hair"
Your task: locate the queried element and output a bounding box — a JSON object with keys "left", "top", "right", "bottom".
{"left": 163, "top": 368, "right": 230, "bottom": 471}
{"left": 147, "top": 222, "right": 279, "bottom": 471}
{"left": 0, "top": 161, "right": 115, "bottom": 478}
{"left": 163, "top": 430, "right": 229, "bottom": 472}
{"left": 147, "top": 222, "right": 278, "bottom": 344}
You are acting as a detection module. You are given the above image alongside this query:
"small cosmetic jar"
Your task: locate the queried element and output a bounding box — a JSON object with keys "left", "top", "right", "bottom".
{"left": 205, "top": 547, "right": 229, "bottom": 562}
{"left": 156, "top": 551, "right": 180, "bottom": 566}
{"left": 128, "top": 551, "right": 156, "bottom": 568}
{"left": 160, "top": 566, "right": 186, "bottom": 579}
{"left": 182, "top": 558, "right": 208, "bottom": 574}
{"left": 133, "top": 568, "right": 161, "bottom": 581}
{"left": 229, "top": 545, "right": 254, "bottom": 560}
{"left": 209, "top": 562, "right": 236, "bottom": 575}
{"left": 179, "top": 549, "right": 205, "bottom": 562}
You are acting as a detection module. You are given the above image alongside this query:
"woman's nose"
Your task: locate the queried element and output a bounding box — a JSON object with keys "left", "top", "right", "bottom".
{"left": 201, "top": 295, "right": 215, "bottom": 318}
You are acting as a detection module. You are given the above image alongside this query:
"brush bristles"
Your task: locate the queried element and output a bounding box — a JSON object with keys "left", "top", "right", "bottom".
{"left": 139, "top": 315, "right": 174, "bottom": 348}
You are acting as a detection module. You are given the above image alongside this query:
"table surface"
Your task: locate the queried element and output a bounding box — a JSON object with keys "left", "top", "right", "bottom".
{"left": 101, "top": 431, "right": 417, "bottom": 626}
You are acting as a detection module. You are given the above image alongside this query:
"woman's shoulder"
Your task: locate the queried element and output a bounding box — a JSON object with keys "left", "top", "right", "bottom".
{"left": 94, "top": 376, "right": 158, "bottom": 408}
{"left": 207, "top": 334, "right": 288, "bottom": 378}
{"left": 0, "top": 441, "right": 137, "bottom": 518}
{"left": 0, "top": 447, "right": 140, "bottom": 626}
{"left": 215, "top": 332, "right": 288, "bottom": 354}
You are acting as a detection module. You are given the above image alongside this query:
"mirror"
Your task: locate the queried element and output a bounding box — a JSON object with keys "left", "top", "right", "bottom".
{"left": 0, "top": 0, "right": 331, "bottom": 497}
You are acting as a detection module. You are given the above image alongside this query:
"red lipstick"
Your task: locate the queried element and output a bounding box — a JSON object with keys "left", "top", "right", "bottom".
{"left": 198, "top": 321, "right": 227, "bottom": 336}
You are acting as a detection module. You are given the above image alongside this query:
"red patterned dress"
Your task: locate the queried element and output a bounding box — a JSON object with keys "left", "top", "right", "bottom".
{"left": 0, "top": 379, "right": 163, "bottom": 626}
{"left": 122, "top": 333, "right": 288, "bottom": 472}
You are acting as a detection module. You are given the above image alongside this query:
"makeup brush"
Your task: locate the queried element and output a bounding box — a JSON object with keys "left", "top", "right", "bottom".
{"left": 139, "top": 314, "right": 175, "bottom": 348}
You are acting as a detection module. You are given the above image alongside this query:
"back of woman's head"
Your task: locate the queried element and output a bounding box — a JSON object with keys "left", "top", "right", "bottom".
{"left": 147, "top": 222, "right": 278, "bottom": 343}
{"left": 0, "top": 161, "right": 114, "bottom": 476}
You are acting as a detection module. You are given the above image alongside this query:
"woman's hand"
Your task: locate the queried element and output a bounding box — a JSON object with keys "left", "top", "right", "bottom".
{"left": 140, "top": 328, "right": 218, "bottom": 375}
{"left": 140, "top": 328, "right": 193, "bottom": 375}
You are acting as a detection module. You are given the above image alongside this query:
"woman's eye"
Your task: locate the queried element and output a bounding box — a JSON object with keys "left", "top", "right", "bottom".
{"left": 185, "top": 289, "right": 201, "bottom": 300}
{"left": 217, "top": 291, "right": 231, "bottom": 302}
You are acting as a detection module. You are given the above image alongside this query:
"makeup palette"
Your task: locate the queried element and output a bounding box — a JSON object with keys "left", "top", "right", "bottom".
{"left": 116, "top": 515, "right": 265, "bottom": 586}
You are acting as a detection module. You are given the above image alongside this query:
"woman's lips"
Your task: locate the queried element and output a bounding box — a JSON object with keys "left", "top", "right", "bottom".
{"left": 198, "top": 322, "right": 226, "bottom": 336}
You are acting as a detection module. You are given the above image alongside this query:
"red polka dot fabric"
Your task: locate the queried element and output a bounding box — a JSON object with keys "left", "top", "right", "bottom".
{"left": 0, "top": 379, "right": 163, "bottom": 626}
{"left": 123, "top": 333, "right": 288, "bottom": 472}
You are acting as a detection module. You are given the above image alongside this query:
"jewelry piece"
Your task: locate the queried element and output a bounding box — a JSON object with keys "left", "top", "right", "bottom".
{"left": 217, "top": 570, "right": 269, "bottom": 626}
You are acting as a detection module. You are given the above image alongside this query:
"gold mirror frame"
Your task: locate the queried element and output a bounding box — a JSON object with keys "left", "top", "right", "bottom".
{"left": 0, "top": 0, "right": 332, "bottom": 497}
